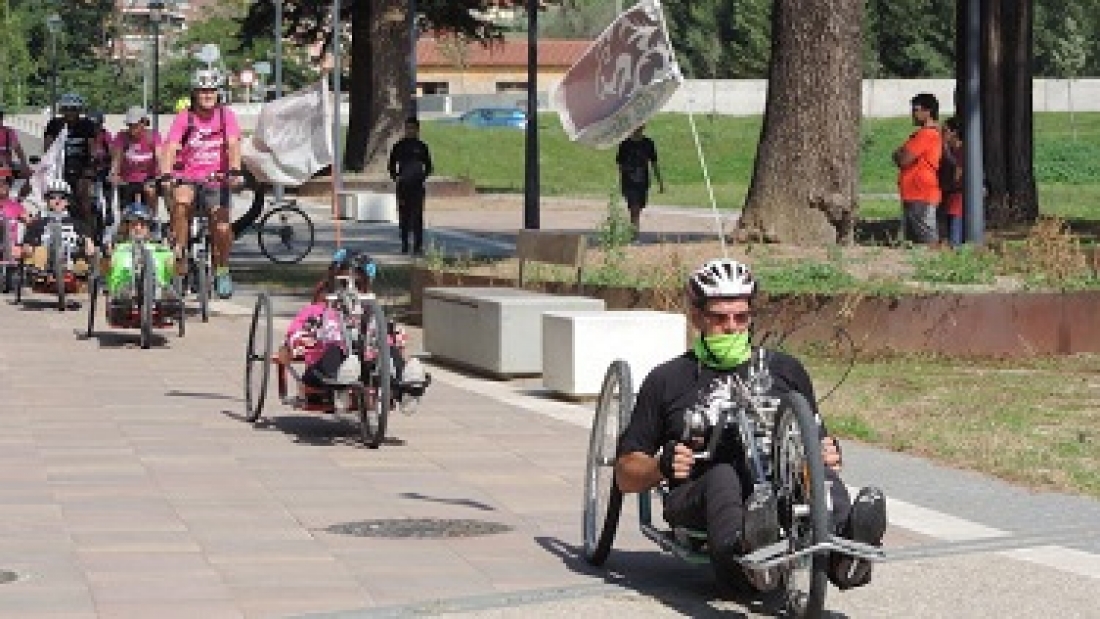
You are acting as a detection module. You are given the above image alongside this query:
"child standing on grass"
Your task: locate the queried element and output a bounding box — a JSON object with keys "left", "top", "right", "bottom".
{"left": 939, "top": 117, "right": 964, "bottom": 247}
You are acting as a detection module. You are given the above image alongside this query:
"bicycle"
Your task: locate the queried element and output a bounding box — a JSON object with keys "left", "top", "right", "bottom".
{"left": 231, "top": 172, "right": 315, "bottom": 265}
{"left": 243, "top": 274, "right": 395, "bottom": 448}
{"left": 583, "top": 354, "right": 884, "bottom": 618}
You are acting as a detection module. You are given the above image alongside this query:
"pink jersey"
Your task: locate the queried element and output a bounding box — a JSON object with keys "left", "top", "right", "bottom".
{"left": 1, "top": 198, "right": 25, "bottom": 255}
{"left": 285, "top": 301, "right": 407, "bottom": 367}
{"left": 165, "top": 107, "right": 241, "bottom": 182}
{"left": 114, "top": 130, "right": 162, "bottom": 183}
{"left": 92, "top": 130, "right": 113, "bottom": 162}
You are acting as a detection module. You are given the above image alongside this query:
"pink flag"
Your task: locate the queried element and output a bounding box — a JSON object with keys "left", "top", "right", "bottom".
{"left": 550, "top": 0, "right": 682, "bottom": 149}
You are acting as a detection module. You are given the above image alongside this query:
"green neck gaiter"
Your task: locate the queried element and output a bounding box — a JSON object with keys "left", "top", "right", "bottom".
{"left": 692, "top": 332, "right": 752, "bottom": 370}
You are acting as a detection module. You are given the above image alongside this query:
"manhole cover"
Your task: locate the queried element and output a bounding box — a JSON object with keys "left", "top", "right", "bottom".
{"left": 324, "top": 518, "right": 513, "bottom": 539}
{"left": 0, "top": 570, "right": 19, "bottom": 585}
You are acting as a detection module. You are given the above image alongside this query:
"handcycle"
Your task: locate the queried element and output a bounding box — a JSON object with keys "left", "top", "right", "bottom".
{"left": 242, "top": 274, "right": 400, "bottom": 448}
{"left": 583, "top": 355, "right": 884, "bottom": 618}
{"left": 0, "top": 212, "right": 22, "bottom": 293}
{"left": 85, "top": 238, "right": 185, "bottom": 349}
{"left": 13, "top": 215, "right": 95, "bottom": 311}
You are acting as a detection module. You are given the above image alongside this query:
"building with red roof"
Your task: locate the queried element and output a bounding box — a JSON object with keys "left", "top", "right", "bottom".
{"left": 415, "top": 37, "right": 591, "bottom": 96}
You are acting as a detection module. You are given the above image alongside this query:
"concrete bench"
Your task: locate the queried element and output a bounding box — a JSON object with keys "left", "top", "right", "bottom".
{"left": 542, "top": 310, "right": 687, "bottom": 398}
{"left": 336, "top": 190, "right": 398, "bottom": 223}
{"left": 516, "top": 230, "right": 587, "bottom": 290}
{"left": 423, "top": 287, "right": 605, "bottom": 377}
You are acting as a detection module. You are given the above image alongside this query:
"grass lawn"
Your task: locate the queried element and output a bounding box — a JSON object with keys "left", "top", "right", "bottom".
{"left": 803, "top": 351, "right": 1100, "bottom": 500}
{"left": 421, "top": 111, "right": 1100, "bottom": 222}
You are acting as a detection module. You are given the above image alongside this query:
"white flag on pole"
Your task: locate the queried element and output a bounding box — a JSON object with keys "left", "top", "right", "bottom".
{"left": 29, "top": 125, "right": 67, "bottom": 205}
{"left": 550, "top": 0, "right": 683, "bottom": 149}
{"left": 241, "top": 80, "right": 334, "bottom": 186}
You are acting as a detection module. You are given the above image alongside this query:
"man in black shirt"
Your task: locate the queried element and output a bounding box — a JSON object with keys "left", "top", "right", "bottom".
{"left": 616, "top": 258, "right": 886, "bottom": 596}
{"left": 43, "top": 93, "right": 98, "bottom": 237}
{"left": 615, "top": 124, "right": 663, "bottom": 240}
{"left": 387, "top": 117, "right": 433, "bottom": 255}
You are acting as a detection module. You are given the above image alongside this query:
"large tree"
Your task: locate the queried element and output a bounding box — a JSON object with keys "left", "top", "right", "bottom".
{"left": 956, "top": 0, "right": 1039, "bottom": 227}
{"left": 241, "top": 0, "right": 500, "bottom": 172}
{"left": 735, "top": 0, "right": 863, "bottom": 245}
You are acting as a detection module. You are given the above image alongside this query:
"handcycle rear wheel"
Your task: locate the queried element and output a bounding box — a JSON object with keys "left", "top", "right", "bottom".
{"left": 195, "top": 248, "right": 210, "bottom": 323}
{"left": 582, "top": 359, "right": 633, "bottom": 566}
{"left": 13, "top": 263, "right": 23, "bottom": 303}
{"left": 773, "top": 391, "right": 830, "bottom": 619}
{"left": 86, "top": 258, "right": 99, "bottom": 338}
{"left": 257, "top": 204, "right": 315, "bottom": 265}
{"left": 174, "top": 275, "right": 186, "bottom": 338}
{"left": 48, "top": 224, "right": 65, "bottom": 311}
{"left": 357, "top": 300, "right": 391, "bottom": 448}
{"left": 244, "top": 293, "right": 273, "bottom": 422}
{"left": 139, "top": 246, "right": 155, "bottom": 350}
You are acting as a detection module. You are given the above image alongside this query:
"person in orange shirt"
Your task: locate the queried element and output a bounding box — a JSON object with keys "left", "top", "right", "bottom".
{"left": 893, "top": 93, "right": 942, "bottom": 245}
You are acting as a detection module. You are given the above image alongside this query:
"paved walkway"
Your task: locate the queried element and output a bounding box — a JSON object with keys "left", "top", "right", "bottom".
{"left": 0, "top": 190, "right": 1098, "bottom": 617}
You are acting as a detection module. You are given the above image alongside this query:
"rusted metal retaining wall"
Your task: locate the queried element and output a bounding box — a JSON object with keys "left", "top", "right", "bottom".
{"left": 410, "top": 268, "right": 1100, "bottom": 358}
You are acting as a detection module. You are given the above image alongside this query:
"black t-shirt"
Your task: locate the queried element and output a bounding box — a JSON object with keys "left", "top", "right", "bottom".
{"left": 23, "top": 213, "right": 93, "bottom": 250}
{"left": 387, "top": 137, "right": 433, "bottom": 186}
{"left": 44, "top": 117, "right": 96, "bottom": 171}
{"left": 616, "top": 136, "right": 657, "bottom": 188}
{"left": 617, "top": 349, "right": 825, "bottom": 488}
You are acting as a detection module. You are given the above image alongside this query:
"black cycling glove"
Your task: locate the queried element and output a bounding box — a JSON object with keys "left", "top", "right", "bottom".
{"left": 658, "top": 439, "right": 681, "bottom": 481}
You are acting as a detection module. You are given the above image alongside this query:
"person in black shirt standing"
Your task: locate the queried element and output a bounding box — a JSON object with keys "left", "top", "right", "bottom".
{"left": 615, "top": 124, "right": 663, "bottom": 240}
{"left": 44, "top": 93, "right": 99, "bottom": 240}
{"left": 387, "top": 117, "right": 433, "bottom": 255}
{"left": 615, "top": 258, "right": 887, "bottom": 597}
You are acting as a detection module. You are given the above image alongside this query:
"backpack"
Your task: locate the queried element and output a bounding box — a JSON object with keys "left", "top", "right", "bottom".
{"left": 938, "top": 142, "right": 960, "bottom": 195}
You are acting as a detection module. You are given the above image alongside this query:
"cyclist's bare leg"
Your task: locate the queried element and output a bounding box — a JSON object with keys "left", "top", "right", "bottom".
{"left": 142, "top": 183, "right": 159, "bottom": 220}
{"left": 211, "top": 206, "right": 231, "bottom": 269}
{"left": 170, "top": 183, "right": 195, "bottom": 276}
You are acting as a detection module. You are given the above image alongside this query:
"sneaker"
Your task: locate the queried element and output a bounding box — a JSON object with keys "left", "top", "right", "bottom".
{"left": 739, "top": 485, "right": 781, "bottom": 591}
{"left": 335, "top": 356, "right": 360, "bottom": 385}
{"left": 402, "top": 358, "right": 426, "bottom": 385}
{"left": 829, "top": 486, "right": 886, "bottom": 590}
{"left": 214, "top": 272, "right": 233, "bottom": 299}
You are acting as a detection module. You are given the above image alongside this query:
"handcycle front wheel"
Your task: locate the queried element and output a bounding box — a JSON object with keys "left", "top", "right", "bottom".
{"left": 257, "top": 204, "right": 315, "bottom": 265}
{"left": 48, "top": 224, "right": 65, "bottom": 312}
{"left": 773, "top": 391, "right": 831, "bottom": 619}
{"left": 583, "top": 359, "right": 634, "bottom": 566}
{"left": 139, "top": 246, "right": 155, "bottom": 350}
{"left": 85, "top": 258, "right": 99, "bottom": 338}
{"left": 244, "top": 293, "right": 273, "bottom": 422}
{"left": 357, "top": 300, "right": 391, "bottom": 448}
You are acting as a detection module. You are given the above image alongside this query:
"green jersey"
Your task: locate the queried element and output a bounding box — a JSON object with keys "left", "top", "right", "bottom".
{"left": 107, "top": 241, "right": 174, "bottom": 296}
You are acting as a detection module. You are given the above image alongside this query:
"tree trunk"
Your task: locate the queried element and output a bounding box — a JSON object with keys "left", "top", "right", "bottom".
{"left": 343, "top": 1, "right": 373, "bottom": 171}
{"left": 736, "top": 0, "right": 863, "bottom": 245}
{"left": 957, "top": 0, "right": 1039, "bottom": 228}
{"left": 343, "top": 0, "right": 411, "bottom": 173}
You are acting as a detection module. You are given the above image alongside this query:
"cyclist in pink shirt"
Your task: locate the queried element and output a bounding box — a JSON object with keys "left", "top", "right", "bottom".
{"left": 160, "top": 68, "right": 243, "bottom": 299}
{"left": 0, "top": 168, "right": 27, "bottom": 263}
{"left": 109, "top": 106, "right": 162, "bottom": 218}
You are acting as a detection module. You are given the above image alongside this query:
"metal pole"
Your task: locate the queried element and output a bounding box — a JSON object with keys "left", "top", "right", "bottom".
{"left": 963, "top": 0, "right": 984, "bottom": 244}
{"left": 152, "top": 12, "right": 160, "bottom": 138}
{"left": 408, "top": 0, "right": 417, "bottom": 116}
{"left": 330, "top": 0, "right": 343, "bottom": 244}
{"left": 49, "top": 32, "right": 57, "bottom": 116}
{"left": 523, "top": 1, "right": 540, "bottom": 230}
{"left": 273, "top": 0, "right": 285, "bottom": 204}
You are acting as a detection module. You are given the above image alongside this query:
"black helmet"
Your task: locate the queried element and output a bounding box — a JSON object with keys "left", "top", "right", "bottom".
{"left": 331, "top": 248, "right": 377, "bottom": 280}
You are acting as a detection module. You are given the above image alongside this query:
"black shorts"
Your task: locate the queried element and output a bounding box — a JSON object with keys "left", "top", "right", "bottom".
{"left": 177, "top": 181, "right": 230, "bottom": 213}
{"left": 622, "top": 184, "right": 650, "bottom": 210}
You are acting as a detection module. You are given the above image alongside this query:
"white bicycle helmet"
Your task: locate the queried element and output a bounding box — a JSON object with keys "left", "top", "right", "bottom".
{"left": 191, "top": 68, "right": 226, "bottom": 90}
{"left": 58, "top": 93, "right": 85, "bottom": 111}
{"left": 687, "top": 258, "right": 756, "bottom": 307}
{"left": 45, "top": 178, "right": 72, "bottom": 196}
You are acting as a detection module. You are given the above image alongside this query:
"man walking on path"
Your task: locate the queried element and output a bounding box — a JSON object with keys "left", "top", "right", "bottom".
{"left": 893, "top": 93, "right": 942, "bottom": 245}
{"left": 388, "top": 117, "right": 433, "bottom": 255}
{"left": 616, "top": 124, "right": 664, "bottom": 240}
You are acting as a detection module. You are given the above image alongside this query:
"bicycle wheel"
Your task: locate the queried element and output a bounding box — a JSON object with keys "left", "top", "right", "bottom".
{"left": 174, "top": 275, "right": 186, "bottom": 338}
{"left": 139, "top": 246, "right": 154, "bottom": 349}
{"left": 583, "top": 359, "right": 634, "bottom": 566}
{"left": 196, "top": 242, "right": 210, "bottom": 323}
{"left": 774, "top": 392, "right": 830, "bottom": 619}
{"left": 85, "top": 259, "right": 99, "bottom": 338}
{"left": 48, "top": 223, "right": 65, "bottom": 311}
{"left": 14, "top": 263, "right": 23, "bottom": 303}
{"left": 244, "top": 293, "right": 273, "bottom": 422}
{"left": 358, "top": 300, "right": 391, "bottom": 448}
{"left": 257, "top": 205, "right": 315, "bottom": 265}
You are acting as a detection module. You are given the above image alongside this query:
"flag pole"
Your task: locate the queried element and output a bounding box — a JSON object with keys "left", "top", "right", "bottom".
{"left": 330, "top": 0, "right": 343, "bottom": 249}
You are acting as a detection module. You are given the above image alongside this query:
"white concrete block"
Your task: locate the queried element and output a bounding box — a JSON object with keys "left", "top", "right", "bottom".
{"left": 542, "top": 310, "right": 687, "bottom": 398}
{"left": 336, "top": 191, "right": 399, "bottom": 223}
{"left": 424, "top": 287, "right": 605, "bottom": 376}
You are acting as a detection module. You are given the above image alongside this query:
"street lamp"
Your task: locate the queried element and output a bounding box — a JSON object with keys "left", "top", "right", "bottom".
{"left": 45, "top": 12, "right": 62, "bottom": 116}
{"left": 148, "top": 0, "right": 169, "bottom": 137}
